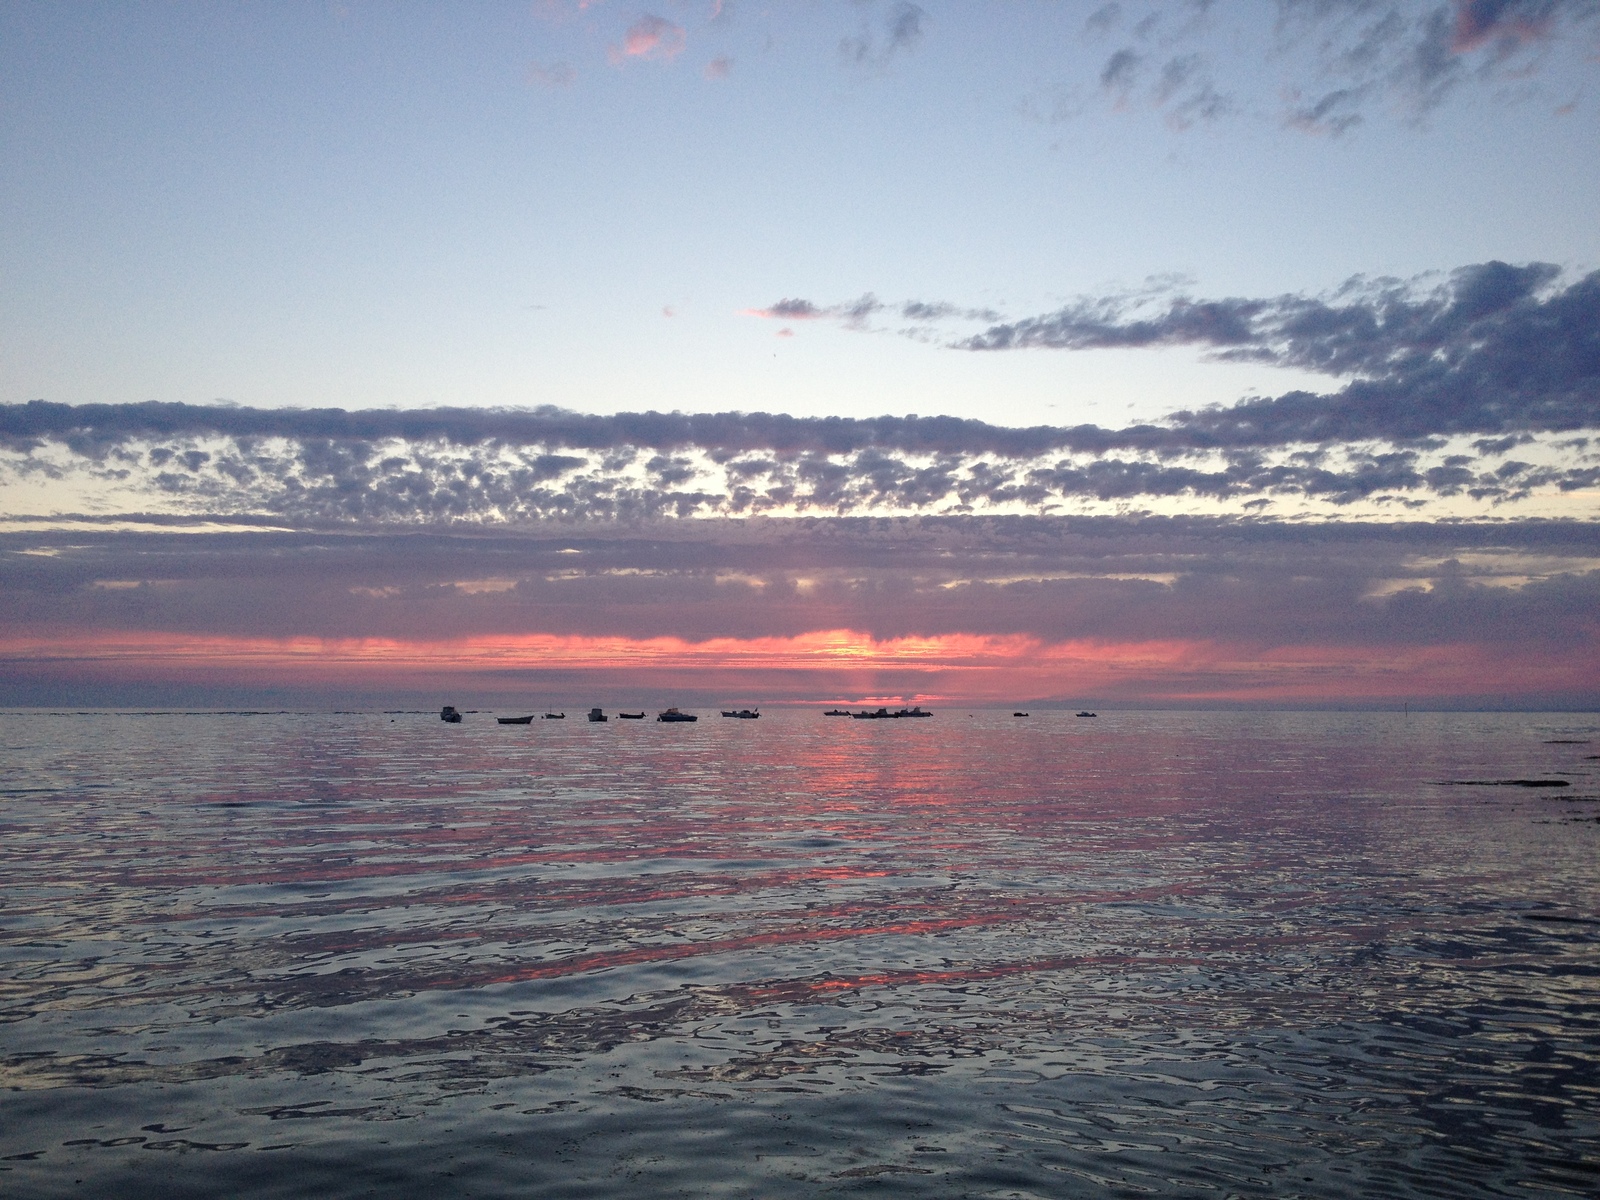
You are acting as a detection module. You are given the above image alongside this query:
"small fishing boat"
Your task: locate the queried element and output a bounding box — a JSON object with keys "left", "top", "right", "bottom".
{"left": 894, "top": 707, "right": 932, "bottom": 718}
{"left": 497, "top": 715, "right": 535, "bottom": 725}
{"left": 657, "top": 708, "right": 698, "bottom": 722}
{"left": 852, "top": 708, "right": 892, "bottom": 719}
{"left": 721, "top": 709, "right": 759, "bottom": 719}
{"left": 1013, "top": 712, "right": 1029, "bottom": 717}
{"left": 618, "top": 711, "right": 646, "bottom": 719}
{"left": 587, "top": 707, "right": 607, "bottom": 722}
{"left": 543, "top": 712, "right": 564, "bottom": 719}
{"left": 440, "top": 705, "right": 462, "bottom": 723}
{"left": 1076, "top": 711, "right": 1097, "bottom": 718}
{"left": 823, "top": 708, "right": 850, "bottom": 716}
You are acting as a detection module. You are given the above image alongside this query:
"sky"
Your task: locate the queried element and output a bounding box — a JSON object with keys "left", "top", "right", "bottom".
{"left": 2, "top": 0, "right": 1599, "bottom": 708}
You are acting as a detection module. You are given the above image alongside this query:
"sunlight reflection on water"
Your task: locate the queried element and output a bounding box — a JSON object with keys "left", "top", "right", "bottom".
{"left": 1, "top": 709, "right": 1597, "bottom": 1197}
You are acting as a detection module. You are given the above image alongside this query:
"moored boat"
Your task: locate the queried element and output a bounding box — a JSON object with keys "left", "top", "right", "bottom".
{"left": 823, "top": 708, "right": 850, "bottom": 716}
{"left": 588, "top": 707, "right": 608, "bottom": 722}
{"left": 543, "top": 712, "right": 564, "bottom": 719}
{"left": 721, "top": 709, "right": 759, "bottom": 719}
{"left": 618, "top": 711, "right": 645, "bottom": 719}
{"left": 497, "top": 715, "right": 535, "bottom": 725}
{"left": 440, "top": 705, "right": 462, "bottom": 723}
{"left": 1076, "top": 711, "right": 1097, "bottom": 718}
{"left": 657, "top": 708, "right": 698, "bottom": 722}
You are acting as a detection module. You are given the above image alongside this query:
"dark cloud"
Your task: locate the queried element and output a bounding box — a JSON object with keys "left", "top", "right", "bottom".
{"left": 962, "top": 261, "right": 1600, "bottom": 445}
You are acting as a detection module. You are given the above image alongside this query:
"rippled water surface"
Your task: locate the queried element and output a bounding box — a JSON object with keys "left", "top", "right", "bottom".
{"left": 2, "top": 708, "right": 1598, "bottom": 1198}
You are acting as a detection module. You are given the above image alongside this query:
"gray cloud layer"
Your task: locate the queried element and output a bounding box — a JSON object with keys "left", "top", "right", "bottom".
{"left": 6, "top": 262, "right": 1596, "bottom": 518}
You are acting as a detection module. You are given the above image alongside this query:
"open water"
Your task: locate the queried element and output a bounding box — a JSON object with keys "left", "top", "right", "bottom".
{"left": 0, "top": 708, "right": 1597, "bottom": 1198}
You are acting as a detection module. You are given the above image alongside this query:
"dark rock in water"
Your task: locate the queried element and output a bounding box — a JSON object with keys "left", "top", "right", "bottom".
{"left": 1443, "top": 778, "right": 1571, "bottom": 788}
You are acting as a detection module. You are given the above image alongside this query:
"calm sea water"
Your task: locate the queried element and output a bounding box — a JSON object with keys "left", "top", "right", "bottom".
{"left": 1, "top": 708, "right": 1597, "bottom": 1198}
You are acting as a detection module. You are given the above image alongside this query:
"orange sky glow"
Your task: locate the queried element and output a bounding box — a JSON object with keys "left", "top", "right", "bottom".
{"left": 4, "top": 628, "right": 1594, "bottom": 704}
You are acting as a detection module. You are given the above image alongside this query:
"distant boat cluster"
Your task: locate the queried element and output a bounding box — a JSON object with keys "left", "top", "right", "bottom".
{"left": 447, "top": 705, "right": 1104, "bottom": 725}
{"left": 444, "top": 704, "right": 1107, "bottom": 723}
{"left": 447, "top": 704, "right": 950, "bottom": 724}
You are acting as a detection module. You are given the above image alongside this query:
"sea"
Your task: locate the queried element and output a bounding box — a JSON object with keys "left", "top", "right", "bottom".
{"left": 1, "top": 708, "right": 1597, "bottom": 1198}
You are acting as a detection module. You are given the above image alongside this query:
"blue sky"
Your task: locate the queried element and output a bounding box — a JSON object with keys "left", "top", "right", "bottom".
{"left": 5, "top": 1, "right": 1597, "bottom": 424}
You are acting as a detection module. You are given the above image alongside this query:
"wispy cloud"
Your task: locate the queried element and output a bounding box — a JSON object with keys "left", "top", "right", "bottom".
{"left": 528, "top": 60, "right": 577, "bottom": 88}
{"left": 840, "top": 2, "right": 930, "bottom": 68}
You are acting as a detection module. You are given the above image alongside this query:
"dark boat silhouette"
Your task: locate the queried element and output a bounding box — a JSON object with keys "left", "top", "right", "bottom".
{"left": 1076, "top": 711, "right": 1097, "bottom": 718}
{"left": 440, "top": 705, "right": 463, "bottom": 723}
{"left": 1014, "top": 712, "right": 1029, "bottom": 717}
{"left": 618, "top": 711, "right": 645, "bottom": 719}
{"left": 852, "top": 708, "right": 892, "bottom": 719}
{"left": 497, "top": 715, "right": 535, "bottom": 725}
{"left": 657, "top": 708, "right": 697, "bottom": 722}
{"left": 721, "top": 709, "right": 759, "bottom": 719}
{"left": 587, "top": 707, "right": 607, "bottom": 722}
{"left": 823, "top": 708, "right": 850, "bottom": 716}
{"left": 543, "top": 712, "right": 564, "bottom": 719}
{"left": 894, "top": 707, "right": 932, "bottom": 718}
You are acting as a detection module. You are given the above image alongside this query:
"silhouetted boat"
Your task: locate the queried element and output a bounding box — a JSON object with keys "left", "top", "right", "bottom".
{"left": 543, "top": 712, "right": 564, "bottom": 719}
{"left": 894, "top": 707, "right": 932, "bottom": 718}
{"left": 852, "top": 708, "right": 892, "bottom": 719}
{"left": 440, "top": 706, "right": 462, "bottom": 723}
{"left": 497, "top": 715, "right": 535, "bottom": 725}
{"left": 657, "top": 708, "right": 697, "bottom": 722}
{"left": 618, "top": 711, "right": 645, "bottom": 719}
{"left": 1014, "top": 712, "right": 1029, "bottom": 717}
{"left": 1076, "top": 711, "right": 1097, "bottom": 718}
{"left": 588, "top": 707, "right": 607, "bottom": 722}
{"left": 824, "top": 709, "right": 850, "bottom": 716}
{"left": 721, "top": 709, "right": 759, "bottom": 719}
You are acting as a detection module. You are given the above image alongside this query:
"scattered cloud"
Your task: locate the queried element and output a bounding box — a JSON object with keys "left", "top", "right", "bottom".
{"left": 704, "top": 55, "right": 733, "bottom": 80}
{"left": 1063, "top": 0, "right": 1600, "bottom": 133}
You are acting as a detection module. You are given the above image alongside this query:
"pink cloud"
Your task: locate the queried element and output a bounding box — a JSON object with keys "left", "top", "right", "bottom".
{"left": 608, "top": 14, "right": 686, "bottom": 65}
{"left": 704, "top": 55, "right": 732, "bottom": 80}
